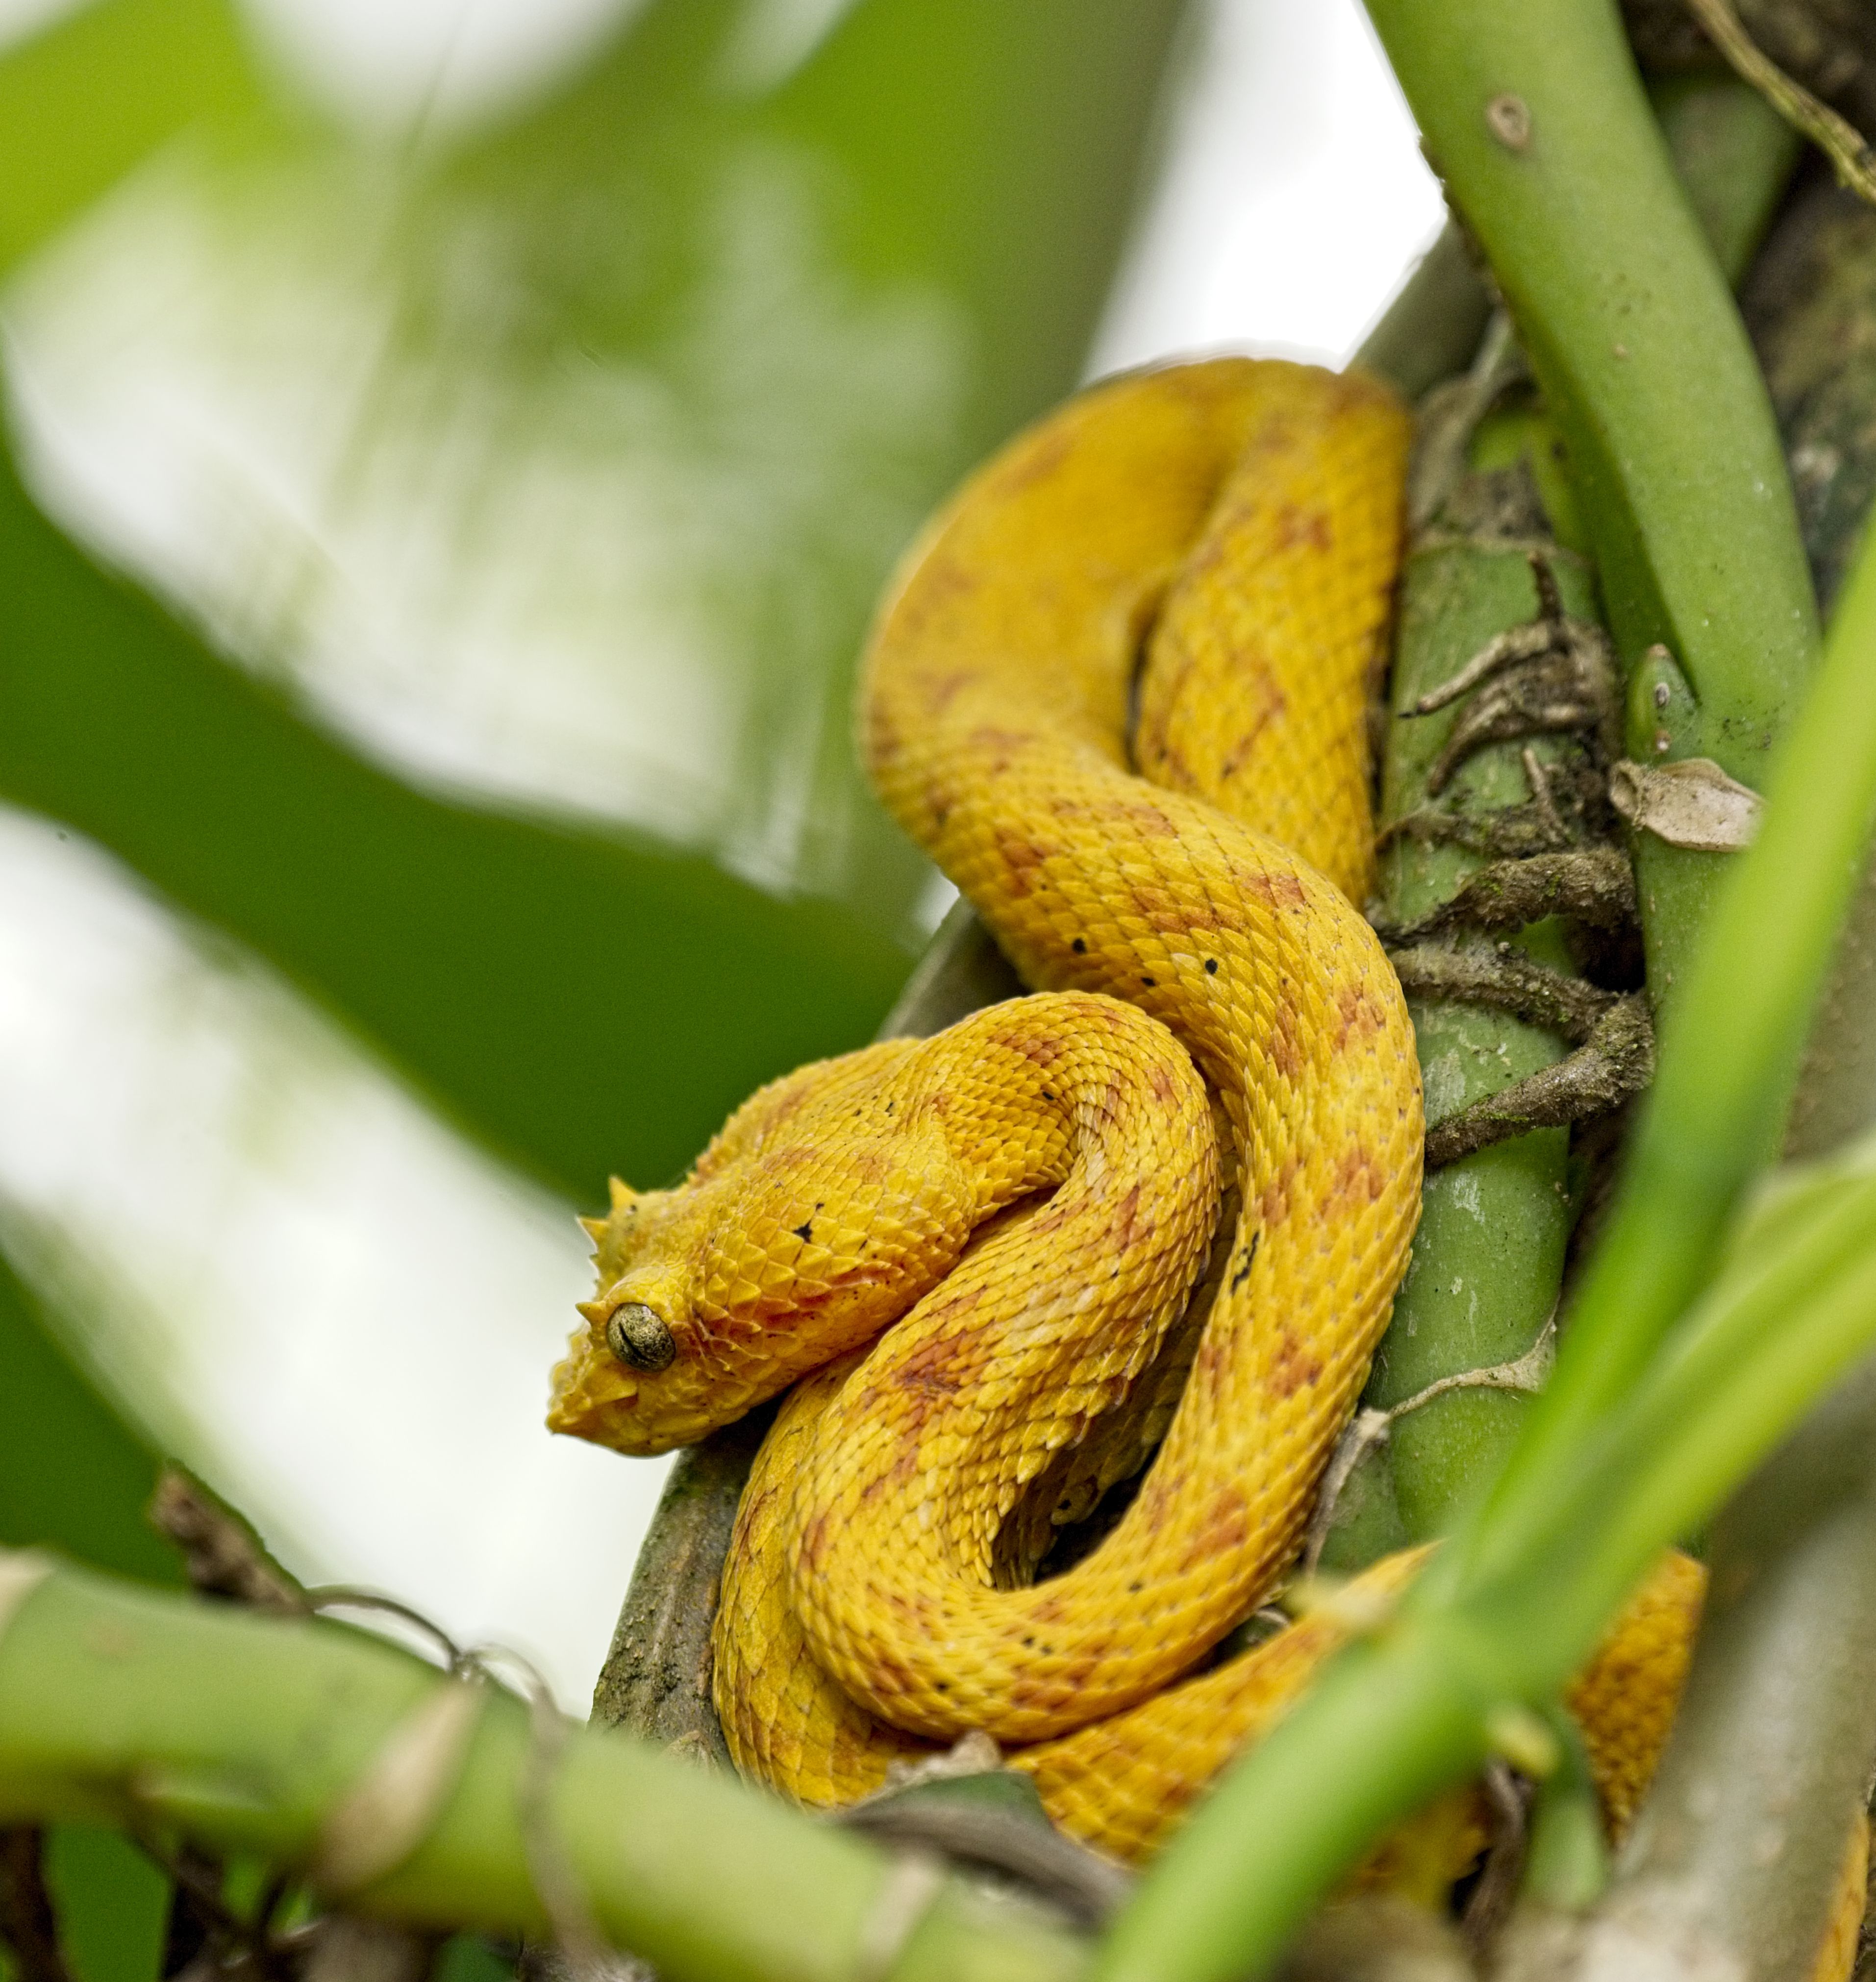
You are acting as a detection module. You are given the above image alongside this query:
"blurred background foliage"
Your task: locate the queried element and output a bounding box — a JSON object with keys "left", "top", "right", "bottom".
{"left": 0, "top": 0, "right": 1188, "bottom": 1965}
{"left": 0, "top": 0, "right": 1187, "bottom": 1630}
{"left": 0, "top": 0, "right": 1186, "bottom": 1199}
{"left": 0, "top": 0, "right": 1440, "bottom": 1973}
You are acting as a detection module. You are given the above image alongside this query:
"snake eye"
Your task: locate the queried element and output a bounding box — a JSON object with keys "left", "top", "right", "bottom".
{"left": 605, "top": 1301, "right": 676, "bottom": 1372}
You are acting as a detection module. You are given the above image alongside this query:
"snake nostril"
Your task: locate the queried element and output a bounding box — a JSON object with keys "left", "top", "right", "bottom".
{"left": 605, "top": 1301, "right": 676, "bottom": 1372}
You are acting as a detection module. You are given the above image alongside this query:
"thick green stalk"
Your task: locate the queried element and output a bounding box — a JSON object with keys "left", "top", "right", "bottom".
{"left": 1320, "top": 542, "right": 1594, "bottom": 1567}
{"left": 1328, "top": 72, "right": 1797, "bottom": 1565}
{"left": 1514, "top": 1160, "right": 1876, "bottom": 1608}
{"left": 1519, "top": 1717, "right": 1609, "bottom": 1914}
{"left": 0, "top": 1561, "right": 1084, "bottom": 1982}
{"left": 1353, "top": 223, "right": 1492, "bottom": 400}
{"left": 1553, "top": 190, "right": 1876, "bottom": 1981}
{"left": 1366, "top": 0, "right": 1820, "bottom": 1010}
{"left": 1095, "top": 1128, "right": 1876, "bottom": 1982}
{"left": 1352, "top": 0, "right": 1835, "bottom": 1598}
{"left": 1651, "top": 74, "right": 1801, "bottom": 287}
{"left": 1542, "top": 1361, "right": 1876, "bottom": 1979}
{"left": 1460, "top": 457, "right": 1876, "bottom": 1595}
{"left": 1099, "top": 3, "right": 1876, "bottom": 1969}
{"left": 1102, "top": 1637, "right": 1493, "bottom": 1982}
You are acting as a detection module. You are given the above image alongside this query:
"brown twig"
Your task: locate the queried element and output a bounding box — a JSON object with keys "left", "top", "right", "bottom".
{"left": 148, "top": 1469, "right": 306, "bottom": 1617}
{"left": 1681, "top": 0, "right": 1876, "bottom": 205}
{"left": 0, "top": 1830, "right": 75, "bottom": 1982}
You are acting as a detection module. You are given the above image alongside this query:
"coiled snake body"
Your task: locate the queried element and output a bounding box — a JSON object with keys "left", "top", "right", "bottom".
{"left": 549, "top": 360, "right": 1699, "bottom": 1869}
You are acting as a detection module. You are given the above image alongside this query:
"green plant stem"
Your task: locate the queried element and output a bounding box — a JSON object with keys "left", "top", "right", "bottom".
{"left": 0, "top": 1562, "right": 1084, "bottom": 1982}
{"left": 1550, "top": 188, "right": 1876, "bottom": 1980}
{"left": 1328, "top": 70, "right": 1797, "bottom": 1567}
{"left": 1098, "top": 3, "right": 1876, "bottom": 1967}
{"left": 1539, "top": 1361, "right": 1876, "bottom": 1980}
{"left": 1353, "top": 223, "right": 1493, "bottom": 399}
{"left": 1320, "top": 541, "right": 1594, "bottom": 1569}
{"left": 1519, "top": 1716, "right": 1609, "bottom": 1914}
{"left": 1351, "top": 0, "right": 1843, "bottom": 1605}
{"left": 1459, "top": 470, "right": 1876, "bottom": 1598}
{"left": 1651, "top": 74, "right": 1803, "bottom": 285}
{"left": 587, "top": 1406, "right": 770, "bottom": 1759}
{"left": 1520, "top": 1160, "right": 1876, "bottom": 1604}
{"left": 1365, "top": 0, "right": 1820, "bottom": 1011}
{"left": 1105, "top": 1635, "right": 1493, "bottom": 1979}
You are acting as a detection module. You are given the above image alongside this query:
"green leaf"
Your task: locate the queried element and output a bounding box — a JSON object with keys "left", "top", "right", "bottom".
{"left": 0, "top": 431, "right": 908, "bottom": 1202}
{"left": 0, "top": 0, "right": 262, "bottom": 276}
{"left": 0, "top": 1248, "right": 175, "bottom": 1583}
{"left": 41, "top": 1828, "right": 167, "bottom": 1982}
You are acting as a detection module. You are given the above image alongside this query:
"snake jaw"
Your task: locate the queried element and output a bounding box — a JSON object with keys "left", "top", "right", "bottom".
{"left": 544, "top": 1328, "right": 639, "bottom": 1441}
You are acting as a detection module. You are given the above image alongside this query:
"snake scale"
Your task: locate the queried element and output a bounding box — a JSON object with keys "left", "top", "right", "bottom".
{"left": 548, "top": 358, "right": 1790, "bottom": 1902}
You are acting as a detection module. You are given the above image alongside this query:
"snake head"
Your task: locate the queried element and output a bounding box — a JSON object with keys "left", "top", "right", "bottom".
{"left": 547, "top": 1038, "right": 972, "bottom": 1456}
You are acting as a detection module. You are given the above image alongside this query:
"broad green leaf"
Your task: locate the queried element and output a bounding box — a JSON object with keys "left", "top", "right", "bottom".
{"left": 0, "top": 0, "right": 261, "bottom": 274}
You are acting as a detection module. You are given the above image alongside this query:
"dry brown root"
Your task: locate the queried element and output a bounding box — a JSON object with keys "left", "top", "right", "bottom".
{"left": 1406, "top": 555, "right": 1624, "bottom": 793}
{"left": 1386, "top": 944, "right": 1654, "bottom": 1166}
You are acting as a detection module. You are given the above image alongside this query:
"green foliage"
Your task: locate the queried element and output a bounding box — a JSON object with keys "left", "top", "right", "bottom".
{"left": 1355, "top": 545, "right": 1593, "bottom": 1550}
{"left": 0, "top": 0, "right": 260, "bottom": 272}
{"left": 0, "top": 1254, "right": 175, "bottom": 1584}
{"left": 16, "top": 7, "right": 1874, "bottom": 1982}
{"left": 1097, "top": 1115, "right": 1876, "bottom": 1982}
{"left": 433, "top": 1936, "right": 516, "bottom": 1982}
{"left": 0, "top": 1560, "right": 1087, "bottom": 1982}
{"left": 0, "top": 434, "right": 909, "bottom": 1202}
{"left": 1356, "top": 0, "right": 1822, "bottom": 1592}
{"left": 0, "top": 0, "right": 1184, "bottom": 1544}
{"left": 1326, "top": 69, "right": 1803, "bottom": 1575}
{"left": 40, "top": 1830, "right": 167, "bottom": 1982}
{"left": 1095, "top": 5, "right": 1876, "bottom": 1975}
{"left": 1367, "top": 0, "right": 1820, "bottom": 1009}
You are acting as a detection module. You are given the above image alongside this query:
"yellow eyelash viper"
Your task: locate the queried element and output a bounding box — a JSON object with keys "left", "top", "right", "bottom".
{"left": 546, "top": 358, "right": 1863, "bottom": 1959}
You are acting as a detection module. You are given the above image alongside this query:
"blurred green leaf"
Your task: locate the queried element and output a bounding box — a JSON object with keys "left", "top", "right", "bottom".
{"left": 40, "top": 1829, "right": 166, "bottom": 1982}
{"left": 0, "top": 432, "right": 908, "bottom": 1201}
{"left": 435, "top": 1936, "right": 518, "bottom": 1982}
{"left": 0, "top": 0, "right": 1190, "bottom": 1611}
{"left": 0, "top": 1248, "right": 176, "bottom": 1580}
{"left": 1, "top": 0, "right": 1190, "bottom": 1196}
{"left": 0, "top": 0, "right": 261, "bottom": 273}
